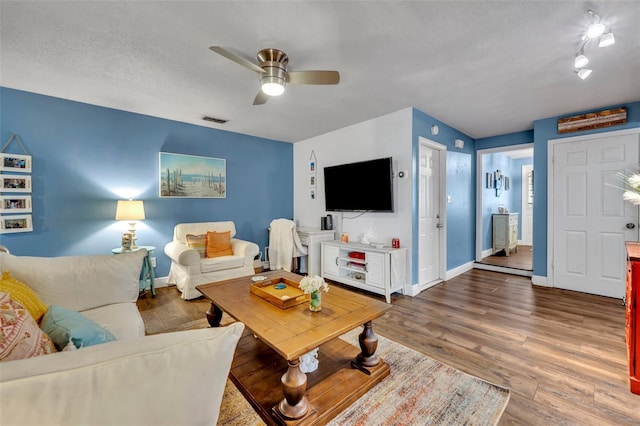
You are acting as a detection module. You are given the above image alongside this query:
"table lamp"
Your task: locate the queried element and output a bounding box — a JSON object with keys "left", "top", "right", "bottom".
{"left": 115, "top": 199, "right": 145, "bottom": 249}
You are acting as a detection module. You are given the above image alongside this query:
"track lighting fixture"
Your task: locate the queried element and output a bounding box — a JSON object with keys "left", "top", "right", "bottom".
{"left": 572, "top": 9, "right": 615, "bottom": 79}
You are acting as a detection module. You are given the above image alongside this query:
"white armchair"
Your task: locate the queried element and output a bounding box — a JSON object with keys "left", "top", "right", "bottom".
{"left": 164, "top": 221, "right": 259, "bottom": 300}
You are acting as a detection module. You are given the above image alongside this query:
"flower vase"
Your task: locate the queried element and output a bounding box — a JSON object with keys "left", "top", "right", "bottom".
{"left": 309, "top": 290, "right": 322, "bottom": 312}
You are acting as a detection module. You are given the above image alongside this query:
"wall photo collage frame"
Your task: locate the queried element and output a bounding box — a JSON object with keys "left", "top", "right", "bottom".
{"left": 1, "top": 134, "right": 33, "bottom": 234}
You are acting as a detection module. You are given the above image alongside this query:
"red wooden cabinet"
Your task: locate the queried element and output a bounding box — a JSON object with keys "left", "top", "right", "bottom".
{"left": 625, "top": 242, "right": 640, "bottom": 395}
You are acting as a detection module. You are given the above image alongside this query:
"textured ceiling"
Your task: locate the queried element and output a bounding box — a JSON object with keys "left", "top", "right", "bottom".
{"left": 1, "top": 1, "right": 639, "bottom": 143}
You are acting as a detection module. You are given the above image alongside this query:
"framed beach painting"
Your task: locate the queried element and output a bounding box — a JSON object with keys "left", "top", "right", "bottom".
{"left": 159, "top": 152, "right": 226, "bottom": 198}
{"left": 0, "top": 214, "right": 33, "bottom": 234}
{"left": 0, "top": 195, "right": 32, "bottom": 213}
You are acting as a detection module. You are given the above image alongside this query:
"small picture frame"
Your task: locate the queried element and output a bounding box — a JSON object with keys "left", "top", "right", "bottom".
{"left": 1, "top": 153, "right": 32, "bottom": 173}
{"left": 309, "top": 173, "right": 316, "bottom": 188}
{"left": 0, "top": 214, "right": 33, "bottom": 234}
{"left": 486, "top": 172, "right": 493, "bottom": 189}
{"left": 0, "top": 195, "right": 32, "bottom": 213}
{"left": 309, "top": 150, "right": 317, "bottom": 172}
{"left": 310, "top": 189, "right": 316, "bottom": 200}
{"left": 1, "top": 174, "right": 32, "bottom": 193}
{"left": 504, "top": 176, "right": 510, "bottom": 191}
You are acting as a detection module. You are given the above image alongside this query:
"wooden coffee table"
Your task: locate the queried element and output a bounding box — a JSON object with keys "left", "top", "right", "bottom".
{"left": 196, "top": 270, "right": 392, "bottom": 425}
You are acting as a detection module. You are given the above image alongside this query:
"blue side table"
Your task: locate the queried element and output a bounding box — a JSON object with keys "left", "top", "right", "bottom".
{"left": 112, "top": 245, "right": 156, "bottom": 297}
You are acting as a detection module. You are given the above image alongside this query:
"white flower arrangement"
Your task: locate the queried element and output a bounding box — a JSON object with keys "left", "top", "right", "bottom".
{"left": 299, "top": 275, "right": 329, "bottom": 294}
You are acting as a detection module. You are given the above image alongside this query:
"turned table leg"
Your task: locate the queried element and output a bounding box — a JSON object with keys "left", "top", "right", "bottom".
{"left": 277, "top": 358, "right": 309, "bottom": 420}
{"left": 206, "top": 302, "right": 223, "bottom": 327}
{"left": 356, "top": 321, "right": 380, "bottom": 367}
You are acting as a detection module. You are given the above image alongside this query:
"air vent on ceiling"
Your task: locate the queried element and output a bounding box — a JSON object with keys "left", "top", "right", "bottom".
{"left": 202, "top": 116, "right": 228, "bottom": 124}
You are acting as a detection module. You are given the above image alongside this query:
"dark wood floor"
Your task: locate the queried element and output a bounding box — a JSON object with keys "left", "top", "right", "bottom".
{"left": 137, "top": 269, "right": 639, "bottom": 425}
{"left": 478, "top": 245, "right": 533, "bottom": 271}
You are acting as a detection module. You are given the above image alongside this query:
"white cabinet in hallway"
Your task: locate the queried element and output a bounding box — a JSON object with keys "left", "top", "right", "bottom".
{"left": 492, "top": 213, "right": 518, "bottom": 256}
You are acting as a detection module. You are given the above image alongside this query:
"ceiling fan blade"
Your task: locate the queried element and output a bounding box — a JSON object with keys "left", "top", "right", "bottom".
{"left": 253, "top": 90, "right": 269, "bottom": 106}
{"left": 209, "top": 46, "right": 265, "bottom": 74}
{"left": 287, "top": 70, "right": 340, "bottom": 85}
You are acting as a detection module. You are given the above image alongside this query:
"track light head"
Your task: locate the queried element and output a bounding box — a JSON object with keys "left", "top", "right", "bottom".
{"left": 574, "top": 50, "right": 589, "bottom": 68}
{"left": 599, "top": 31, "right": 615, "bottom": 47}
{"left": 575, "top": 68, "right": 592, "bottom": 80}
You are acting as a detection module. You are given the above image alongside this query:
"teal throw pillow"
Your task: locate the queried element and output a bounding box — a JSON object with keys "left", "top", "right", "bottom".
{"left": 41, "top": 305, "right": 117, "bottom": 351}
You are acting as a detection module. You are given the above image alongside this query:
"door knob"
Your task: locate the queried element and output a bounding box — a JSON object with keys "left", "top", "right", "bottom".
{"left": 627, "top": 223, "right": 636, "bottom": 229}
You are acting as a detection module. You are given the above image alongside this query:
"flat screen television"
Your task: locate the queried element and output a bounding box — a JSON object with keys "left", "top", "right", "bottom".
{"left": 323, "top": 157, "right": 394, "bottom": 212}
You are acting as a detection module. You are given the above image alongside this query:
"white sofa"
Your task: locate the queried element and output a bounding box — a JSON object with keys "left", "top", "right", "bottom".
{"left": 164, "top": 221, "right": 260, "bottom": 300}
{"left": 0, "top": 251, "right": 244, "bottom": 426}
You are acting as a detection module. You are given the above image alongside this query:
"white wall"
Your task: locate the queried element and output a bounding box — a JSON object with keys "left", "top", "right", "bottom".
{"left": 293, "top": 108, "right": 413, "bottom": 281}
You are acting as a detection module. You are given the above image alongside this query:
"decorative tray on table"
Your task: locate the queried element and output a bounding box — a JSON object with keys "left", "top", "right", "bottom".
{"left": 249, "top": 277, "right": 309, "bottom": 309}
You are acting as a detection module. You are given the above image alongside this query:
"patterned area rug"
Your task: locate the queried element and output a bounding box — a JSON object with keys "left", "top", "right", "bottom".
{"left": 166, "top": 319, "right": 510, "bottom": 425}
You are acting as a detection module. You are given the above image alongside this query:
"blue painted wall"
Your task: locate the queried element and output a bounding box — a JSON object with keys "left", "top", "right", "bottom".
{"left": 412, "top": 108, "right": 475, "bottom": 280}
{"left": 0, "top": 88, "right": 293, "bottom": 277}
{"left": 480, "top": 153, "right": 533, "bottom": 250}
{"left": 531, "top": 101, "right": 640, "bottom": 276}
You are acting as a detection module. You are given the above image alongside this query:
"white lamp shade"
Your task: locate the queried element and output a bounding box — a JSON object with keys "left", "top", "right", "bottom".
{"left": 115, "top": 200, "right": 145, "bottom": 221}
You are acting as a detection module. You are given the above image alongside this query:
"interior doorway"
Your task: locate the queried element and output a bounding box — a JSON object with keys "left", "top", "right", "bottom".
{"left": 475, "top": 144, "right": 534, "bottom": 276}
{"left": 418, "top": 137, "right": 446, "bottom": 289}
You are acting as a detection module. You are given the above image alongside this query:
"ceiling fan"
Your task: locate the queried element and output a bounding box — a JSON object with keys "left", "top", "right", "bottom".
{"left": 209, "top": 46, "right": 340, "bottom": 105}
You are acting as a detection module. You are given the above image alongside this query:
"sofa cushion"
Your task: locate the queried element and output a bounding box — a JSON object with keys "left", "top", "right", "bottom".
{"left": 0, "top": 271, "right": 48, "bottom": 322}
{"left": 200, "top": 255, "right": 245, "bottom": 273}
{"left": 206, "top": 231, "right": 233, "bottom": 258}
{"left": 0, "top": 323, "right": 245, "bottom": 426}
{"left": 41, "top": 305, "right": 117, "bottom": 351}
{"left": 186, "top": 233, "right": 206, "bottom": 258}
{"left": 0, "top": 292, "right": 57, "bottom": 361}
{"left": 0, "top": 251, "right": 146, "bottom": 312}
{"left": 82, "top": 303, "right": 145, "bottom": 341}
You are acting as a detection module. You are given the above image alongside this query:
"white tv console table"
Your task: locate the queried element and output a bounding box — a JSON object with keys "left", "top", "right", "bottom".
{"left": 321, "top": 240, "right": 407, "bottom": 303}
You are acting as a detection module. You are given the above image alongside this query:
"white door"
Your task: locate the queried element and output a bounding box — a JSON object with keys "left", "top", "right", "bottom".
{"left": 419, "top": 143, "right": 442, "bottom": 287}
{"left": 520, "top": 164, "right": 534, "bottom": 246}
{"left": 552, "top": 133, "right": 639, "bottom": 299}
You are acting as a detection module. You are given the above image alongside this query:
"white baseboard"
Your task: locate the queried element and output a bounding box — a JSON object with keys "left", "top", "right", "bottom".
{"left": 405, "top": 261, "right": 475, "bottom": 298}
{"left": 446, "top": 261, "right": 475, "bottom": 280}
{"left": 481, "top": 248, "right": 493, "bottom": 259}
{"left": 153, "top": 276, "right": 169, "bottom": 289}
{"left": 531, "top": 275, "right": 549, "bottom": 286}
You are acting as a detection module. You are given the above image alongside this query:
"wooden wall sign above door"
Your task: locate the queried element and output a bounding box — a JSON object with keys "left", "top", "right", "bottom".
{"left": 557, "top": 107, "right": 627, "bottom": 134}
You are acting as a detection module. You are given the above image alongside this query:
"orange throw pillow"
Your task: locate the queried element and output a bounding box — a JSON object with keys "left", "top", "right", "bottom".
{"left": 205, "top": 231, "right": 233, "bottom": 258}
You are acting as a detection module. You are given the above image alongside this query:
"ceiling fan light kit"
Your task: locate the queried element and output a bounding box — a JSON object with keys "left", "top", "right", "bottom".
{"left": 572, "top": 9, "right": 615, "bottom": 80}
{"left": 210, "top": 46, "right": 339, "bottom": 105}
